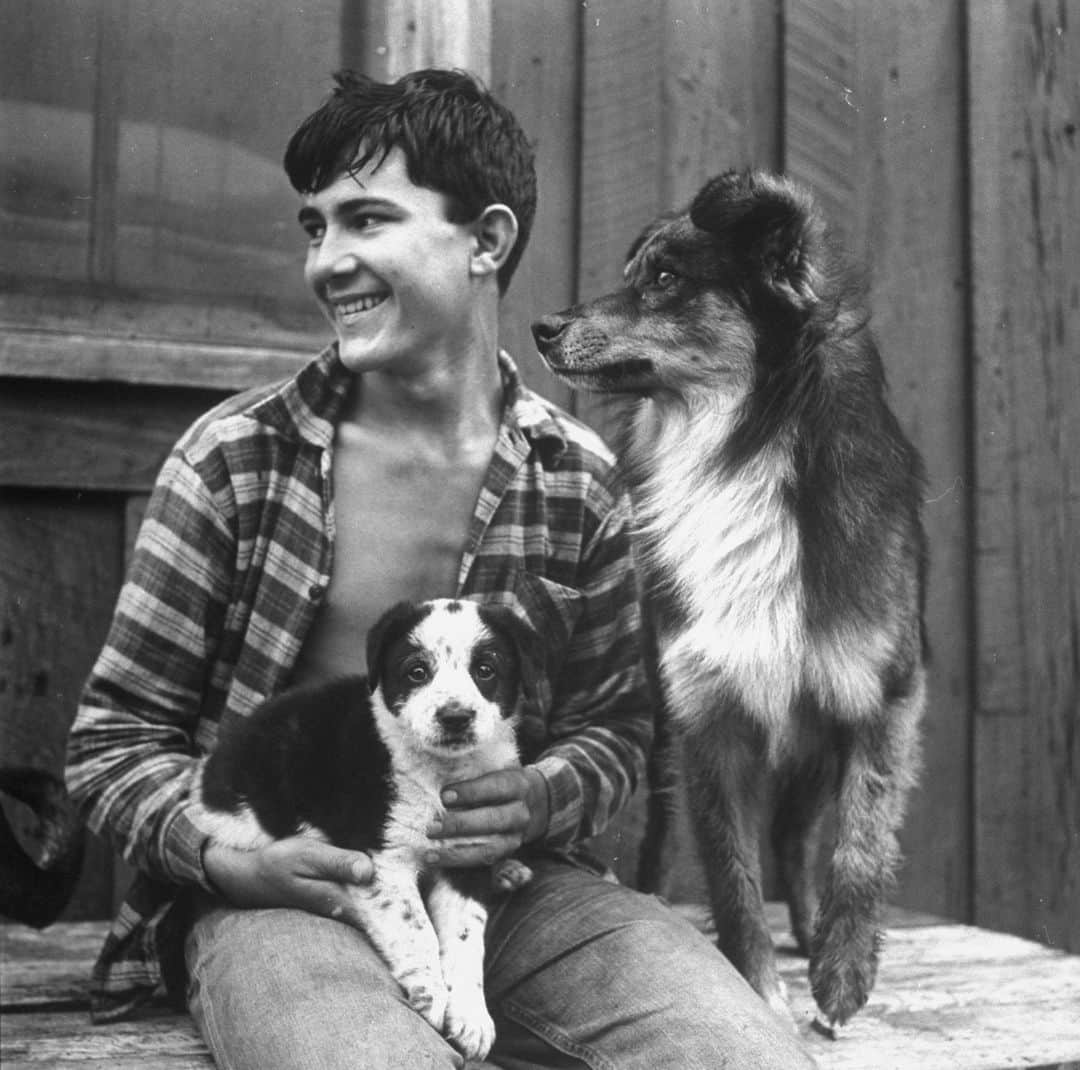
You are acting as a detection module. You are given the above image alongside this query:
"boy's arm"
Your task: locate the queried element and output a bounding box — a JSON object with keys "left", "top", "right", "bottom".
{"left": 64, "top": 451, "right": 232, "bottom": 890}
{"left": 531, "top": 492, "right": 653, "bottom": 846}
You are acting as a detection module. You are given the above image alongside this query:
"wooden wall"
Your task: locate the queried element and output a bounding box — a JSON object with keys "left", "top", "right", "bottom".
{"left": 1, "top": 0, "right": 1076, "bottom": 953}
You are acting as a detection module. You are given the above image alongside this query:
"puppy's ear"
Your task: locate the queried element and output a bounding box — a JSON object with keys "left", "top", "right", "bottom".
{"left": 365, "top": 601, "right": 423, "bottom": 692}
{"left": 690, "top": 170, "right": 826, "bottom": 312}
{"left": 478, "top": 604, "right": 543, "bottom": 714}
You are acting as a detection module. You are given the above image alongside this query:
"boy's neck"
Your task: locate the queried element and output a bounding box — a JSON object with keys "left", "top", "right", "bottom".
{"left": 343, "top": 344, "right": 505, "bottom": 460}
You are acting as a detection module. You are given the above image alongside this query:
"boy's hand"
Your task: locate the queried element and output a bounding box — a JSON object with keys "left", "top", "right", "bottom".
{"left": 426, "top": 765, "right": 549, "bottom": 867}
{"left": 203, "top": 837, "right": 373, "bottom": 924}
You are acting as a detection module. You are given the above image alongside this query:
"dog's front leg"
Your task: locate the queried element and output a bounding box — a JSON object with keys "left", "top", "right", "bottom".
{"left": 810, "top": 676, "right": 924, "bottom": 1028}
{"left": 426, "top": 870, "right": 495, "bottom": 1060}
{"left": 682, "top": 712, "right": 790, "bottom": 1022}
{"left": 346, "top": 861, "right": 448, "bottom": 1033}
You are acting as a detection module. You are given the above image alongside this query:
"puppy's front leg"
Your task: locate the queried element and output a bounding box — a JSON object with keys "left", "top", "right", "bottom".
{"left": 426, "top": 870, "right": 495, "bottom": 1061}
{"left": 347, "top": 860, "right": 448, "bottom": 1033}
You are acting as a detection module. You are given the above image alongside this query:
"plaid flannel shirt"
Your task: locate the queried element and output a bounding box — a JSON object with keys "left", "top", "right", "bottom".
{"left": 65, "top": 346, "right": 651, "bottom": 1020}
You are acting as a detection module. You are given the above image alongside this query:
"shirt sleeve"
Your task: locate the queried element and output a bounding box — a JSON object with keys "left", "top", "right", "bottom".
{"left": 533, "top": 491, "right": 653, "bottom": 847}
{"left": 64, "top": 449, "right": 233, "bottom": 891}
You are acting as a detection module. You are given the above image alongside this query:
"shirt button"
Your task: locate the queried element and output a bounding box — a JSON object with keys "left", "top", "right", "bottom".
{"left": 309, "top": 584, "right": 325, "bottom": 601}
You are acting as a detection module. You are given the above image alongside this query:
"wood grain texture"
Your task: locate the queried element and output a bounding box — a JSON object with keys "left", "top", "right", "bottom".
{"left": 573, "top": 0, "right": 663, "bottom": 441}
{"left": 0, "top": 381, "right": 227, "bottom": 493}
{"left": 0, "top": 332, "right": 309, "bottom": 392}
{"left": 783, "top": 0, "right": 973, "bottom": 923}
{"left": 663, "top": 0, "right": 782, "bottom": 206}
{"left": 5, "top": 916, "right": 1079, "bottom": 1069}
{"left": 968, "top": 0, "right": 1080, "bottom": 953}
{"left": 363, "top": 0, "right": 492, "bottom": 82}
{"left": 491, "top": 0, "right": 580, "bottom": 407}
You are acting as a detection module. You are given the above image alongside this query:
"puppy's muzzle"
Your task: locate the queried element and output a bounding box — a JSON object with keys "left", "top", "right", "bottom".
{"left": 436, "top": 702, "right": 476, "bottom": 743}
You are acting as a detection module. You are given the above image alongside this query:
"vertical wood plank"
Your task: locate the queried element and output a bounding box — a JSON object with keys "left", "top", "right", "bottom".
{"left": 575, "top": 0, "right": 663, "bottom": 440}
{"left": 784, "top": 0, "right": 973, "bottom": 920}
{"left": 969, "top": 0, "right": 1079, "bottom": 951}
{"left": 360, "top": 0, "right": 492, "bottom": 81}
{"left": 662, "top": 0, "right": 782, "bottom": 207}
{"left": 491, "top": 1, "right": 581, "bottom": 406}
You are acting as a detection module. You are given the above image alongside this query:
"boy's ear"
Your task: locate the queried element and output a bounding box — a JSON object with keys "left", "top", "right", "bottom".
{"left": 470, "top": 204, "right": 519, "bottom": 281}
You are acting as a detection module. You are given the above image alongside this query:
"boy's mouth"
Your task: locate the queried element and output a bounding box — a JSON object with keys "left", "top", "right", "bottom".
{"left": 333, "top": 292, "right": 389, "bottom": 323}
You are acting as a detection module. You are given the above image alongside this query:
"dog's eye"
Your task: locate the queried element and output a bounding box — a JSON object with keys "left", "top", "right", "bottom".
{"left": 405, "top": 664, "right": 430, "bottom": 685}
{"left": 656, "top": 269, "right": 678, "bottom": 288}
{"left": 474, "top": 660, "right": 497, "bottom": 682}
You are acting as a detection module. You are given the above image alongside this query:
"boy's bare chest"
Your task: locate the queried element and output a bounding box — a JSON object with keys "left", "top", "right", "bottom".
{"left": 292, "top": 433, "right": 493, "bottom": 680}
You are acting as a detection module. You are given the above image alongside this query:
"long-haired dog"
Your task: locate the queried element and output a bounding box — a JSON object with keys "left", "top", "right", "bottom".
{"left": 191, "top": 598, "right": 536, "bottom": 1060}
{"left": 532, "top": 170, "right": 927, "bottom": 1032}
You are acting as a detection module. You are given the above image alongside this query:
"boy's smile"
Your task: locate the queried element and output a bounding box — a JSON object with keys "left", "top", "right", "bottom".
{"left": 299, "top": 149, "right": 480, "bottom": 375}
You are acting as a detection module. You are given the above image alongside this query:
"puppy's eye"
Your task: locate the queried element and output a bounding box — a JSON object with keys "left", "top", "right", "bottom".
{"left": 405, "top": 664, "right": 430, "bottom": 685}
{"left": 656, "top": 269, "right": 678, "bottom": 288}
{"left": 474, "top": 661, "right": 497, "bottom": 682}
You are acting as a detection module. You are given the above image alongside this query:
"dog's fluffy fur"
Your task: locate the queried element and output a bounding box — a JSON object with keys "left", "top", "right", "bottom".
{"left": 191, "top": 598, "right": 535, "bottom": 1060}
{"left": 533, "top": 169, "right": 927, "bottom": 1030}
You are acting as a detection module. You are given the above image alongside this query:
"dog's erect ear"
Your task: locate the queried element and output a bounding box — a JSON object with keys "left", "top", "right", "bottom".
{"left": 478, "top": 603, "right": 544, "bottom": 714}
{"left": 690, "top": 170, "right": 826, "bottom": 312}
{"left": 365, "top": 601, "right": 425, "bottom": 692}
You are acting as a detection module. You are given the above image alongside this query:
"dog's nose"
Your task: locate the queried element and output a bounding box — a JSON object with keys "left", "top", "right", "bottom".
{"left": 436, "top": 704, "right": 475, "bottom": 732}
{"left": 531, "top": 314, "right": 568, "bottom": 350}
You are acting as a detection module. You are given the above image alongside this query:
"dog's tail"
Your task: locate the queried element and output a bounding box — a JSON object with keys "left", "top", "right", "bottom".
{"left": 635, "top": 596, "right": 680, "bottom": 895}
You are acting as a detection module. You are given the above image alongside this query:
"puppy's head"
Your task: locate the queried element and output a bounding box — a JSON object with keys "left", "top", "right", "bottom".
{"left": 365, "top": 598, "right": 536, "bottom": 757}
{"left": 531, "top": 169, "right": 829, "bottom": 399}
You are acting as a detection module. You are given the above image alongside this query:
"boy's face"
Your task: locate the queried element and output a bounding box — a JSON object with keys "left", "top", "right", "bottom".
{"left": 298, "top": 149, "right": 479, "bottom": 375}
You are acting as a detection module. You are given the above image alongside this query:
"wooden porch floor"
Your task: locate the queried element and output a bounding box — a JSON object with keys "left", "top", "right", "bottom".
{"left": 2, "top": 904, "right": 1079, "bottom": 1069}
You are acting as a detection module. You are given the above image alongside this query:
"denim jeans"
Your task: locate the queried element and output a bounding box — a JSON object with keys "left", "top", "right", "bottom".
{"left": 185, "top": 856, "right": 815, "bottom": 1069}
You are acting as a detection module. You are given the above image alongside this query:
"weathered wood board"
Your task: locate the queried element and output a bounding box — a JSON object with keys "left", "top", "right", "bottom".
{"left": 4, "top": 912, "right": 1079, "bottom": 1070}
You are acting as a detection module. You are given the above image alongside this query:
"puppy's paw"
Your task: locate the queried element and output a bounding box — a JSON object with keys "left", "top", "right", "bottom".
{"left": 400, "top": 971, "right": 449, "bottom": 1033}
{"left": 809, "top": 920, "right": 879, "bottom": 1027}
{"left": 491, "top": 857, "right": 533, "bottom": 892}
{"left": 443, "top": 985, "right": 496, "bottom": 1061}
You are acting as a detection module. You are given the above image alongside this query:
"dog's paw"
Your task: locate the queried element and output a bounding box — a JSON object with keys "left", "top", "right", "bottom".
{"left": 758, "top": 977, "right": 797, "bottom": 1032}
{"left": 808, "top": 921, "right": 879, "bottom": 1027}
{"left": 491, "top": 857, "right": 533, "bottom": 893}
{"left": 399, "top": 971, "right": 449, "bottom": 1033}
{"left": 443, "top": 985, "right": 496, "bottom": 1061}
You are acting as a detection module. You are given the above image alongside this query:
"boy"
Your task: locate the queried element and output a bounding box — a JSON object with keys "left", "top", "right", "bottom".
{"left": 66, "top": 69, "right": 813, "bottom": 1068}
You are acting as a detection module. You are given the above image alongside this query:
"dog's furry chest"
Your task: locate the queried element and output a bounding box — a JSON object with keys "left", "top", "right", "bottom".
{"left": 631, "top": 408, "right": 902, "bottom": 743}
{"left": 633, "top": 429, "right": 806, "bottom": 735}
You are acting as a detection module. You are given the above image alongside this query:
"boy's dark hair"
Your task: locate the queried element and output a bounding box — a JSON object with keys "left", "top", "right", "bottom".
{"left": 285, "top": 68, "right": 537, "bottom": 294}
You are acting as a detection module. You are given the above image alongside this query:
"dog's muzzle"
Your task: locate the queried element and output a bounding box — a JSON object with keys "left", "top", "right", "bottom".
{"left": 435, "top": 702, "right": 476, "bottom": 744}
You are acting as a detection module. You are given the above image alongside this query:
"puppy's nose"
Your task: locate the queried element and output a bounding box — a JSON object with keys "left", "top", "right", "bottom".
{"left": 531, "top": 314, "right": 569, "bottom": 350}
{"left": 436, "top": 704, "right": 475, "bottom": 732}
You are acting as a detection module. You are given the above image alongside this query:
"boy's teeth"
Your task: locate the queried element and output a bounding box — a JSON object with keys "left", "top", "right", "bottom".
{"left": 340, "top": 294, "right": 386, "bottom": 314}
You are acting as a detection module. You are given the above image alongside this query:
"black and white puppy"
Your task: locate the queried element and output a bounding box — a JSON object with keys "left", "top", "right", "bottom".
{"left": 192, "top": 598, "right": 536, "bottom": 1060}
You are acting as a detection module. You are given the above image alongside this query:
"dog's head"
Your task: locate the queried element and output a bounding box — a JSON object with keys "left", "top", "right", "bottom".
{"left": 531, "top": 169, "right": 830, "bottom": 399}
{"left": 365, "top": 598, "right": 538, "bottom": 757}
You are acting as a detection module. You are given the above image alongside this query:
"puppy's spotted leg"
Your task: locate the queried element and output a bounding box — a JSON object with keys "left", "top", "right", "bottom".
{"left": 427, "top": 871, "right": 495, "bottom": 1061}
{"left": 810, "top": 675, "right": 924, "bottom": 1028}
{"left": 491, "top": 856, "right": 532, "bottom": 892}
{"left": 347, "top": 860, "right": 448, "bottom": 1033}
